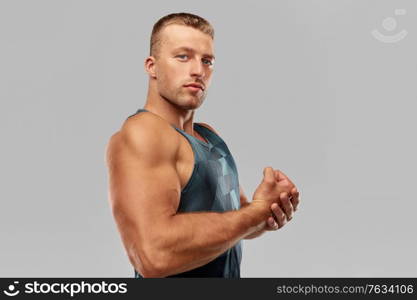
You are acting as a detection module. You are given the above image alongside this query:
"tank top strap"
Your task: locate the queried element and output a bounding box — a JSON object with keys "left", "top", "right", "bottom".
{"left": 127, "top": 108, "right": 148, "bottom": 119}
{"left": 193, "top": 123, "right": 224, "bottom": 148}
{"left": 127, "top": 108, "right": 213, "bottom": 150}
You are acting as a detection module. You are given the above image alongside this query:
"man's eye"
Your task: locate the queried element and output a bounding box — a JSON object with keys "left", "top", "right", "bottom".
{"left": 176, "top": 55, "right": 188, "bottom": 59}
{"left": 203, "top": 59, "right": 213, "bottom": 66}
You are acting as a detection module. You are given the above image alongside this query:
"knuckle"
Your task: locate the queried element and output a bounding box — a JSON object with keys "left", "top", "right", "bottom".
{"left": 281, "top": 197, "right": 290, "bottom": 204}
{"left": 283, "top": 181, "right": 291, "bottom": 188}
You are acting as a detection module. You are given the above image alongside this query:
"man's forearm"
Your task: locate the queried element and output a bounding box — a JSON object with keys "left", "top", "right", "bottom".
{"left": 240, "top": 202, "right": 268, "bottom": 239}
{"left": 244, "top": 228, "right": 268, "bottom": 239}
{"left": 148, "top": 203, "right": 270, "bottom": 277}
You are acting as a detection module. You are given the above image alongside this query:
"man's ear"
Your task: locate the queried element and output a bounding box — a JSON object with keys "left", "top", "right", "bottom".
{"left": 144, "top": 56, "right": 157, "bottom": 79}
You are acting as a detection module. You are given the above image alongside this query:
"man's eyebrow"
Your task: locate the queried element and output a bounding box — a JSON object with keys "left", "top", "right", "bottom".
{"left": 173, "top": 46, "right": 215, "bottom": 60}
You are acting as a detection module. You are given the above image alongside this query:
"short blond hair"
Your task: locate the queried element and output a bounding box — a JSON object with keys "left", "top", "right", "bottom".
{"left": 150, "top": 12, "right": 214, "bottom": 58}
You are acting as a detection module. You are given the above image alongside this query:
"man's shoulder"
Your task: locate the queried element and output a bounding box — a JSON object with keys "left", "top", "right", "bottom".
{"left": 107, "top": 112, "right": 180, "bottom": 163}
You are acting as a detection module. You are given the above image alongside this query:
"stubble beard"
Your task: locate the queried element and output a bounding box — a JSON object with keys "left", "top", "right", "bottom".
{"left": 161, "top": 86, "right": 207, "bottom": 111}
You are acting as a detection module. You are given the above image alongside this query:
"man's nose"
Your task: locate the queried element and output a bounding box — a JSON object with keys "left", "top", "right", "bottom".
{"left": 190, "top": 59, "right": 205, "bottom": 78}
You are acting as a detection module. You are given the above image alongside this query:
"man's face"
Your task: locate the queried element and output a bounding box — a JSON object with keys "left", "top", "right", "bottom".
{"left": 152, "top": 24, "right": 214, "bottom": 110}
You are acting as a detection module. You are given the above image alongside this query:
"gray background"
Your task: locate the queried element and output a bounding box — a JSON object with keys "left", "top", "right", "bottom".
{"left": 1, "top": 0, "right": 416, "bottom": 277}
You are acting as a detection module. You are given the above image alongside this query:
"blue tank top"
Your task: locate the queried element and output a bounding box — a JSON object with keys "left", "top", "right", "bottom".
{"left": 127, "top": 108, "right": 242, "bottom": 278}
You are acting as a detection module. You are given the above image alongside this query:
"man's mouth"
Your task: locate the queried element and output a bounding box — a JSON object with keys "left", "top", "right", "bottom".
{"left": 184, "top": 83, "right": 204, "bottom": 91}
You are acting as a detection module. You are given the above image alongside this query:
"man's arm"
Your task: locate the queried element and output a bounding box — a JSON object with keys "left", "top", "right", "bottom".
{"left": 239, "top": 185, "right": 270, "bottom": 239}
{"left": 106, "top": 117, "right": 271, "bottom": 278}
{"left": 198, "top": 122, "right": 299, "bottom": 237}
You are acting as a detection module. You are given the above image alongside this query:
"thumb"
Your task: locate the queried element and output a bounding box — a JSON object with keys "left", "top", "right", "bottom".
{"left": 263, "top": 166, "right": 276, "bottom": 184}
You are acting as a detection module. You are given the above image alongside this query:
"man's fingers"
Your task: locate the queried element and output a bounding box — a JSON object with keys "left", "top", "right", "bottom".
{"left": 274, "top": 169, "right": 290, "bottom": 181}
{"left": 279, "top": 192, "right": 294, "bottom": 220}
{"left": 274, "top": 169, "right": 296, "bottom": 193}
{"left": 267, "top": 216, "right": 279, "bottom": 230}
{"left": 271, "top": 202, "right": 287, "bottom": 228}
{"left": 273, "top": 169, "right": 286, "bottom": 182}
{"left": 290, "top": 187, "right": 300, "bottom": 211}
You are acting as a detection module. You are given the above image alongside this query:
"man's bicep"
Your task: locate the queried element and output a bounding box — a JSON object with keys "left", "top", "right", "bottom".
{"left": 106, "top": 129, "right": 182, "bottom": 243}
{"left": 110, "top": 153, "right": 181, "bottom": 220}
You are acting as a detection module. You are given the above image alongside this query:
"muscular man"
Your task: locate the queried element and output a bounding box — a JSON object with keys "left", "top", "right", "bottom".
{"left": 105, "top": 12, "right": 300, "bottom": 278}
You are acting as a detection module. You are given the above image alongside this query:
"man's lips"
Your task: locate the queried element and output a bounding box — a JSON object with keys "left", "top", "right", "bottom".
{"left": 184, "top": 83, "right": 204, "bottom": 91}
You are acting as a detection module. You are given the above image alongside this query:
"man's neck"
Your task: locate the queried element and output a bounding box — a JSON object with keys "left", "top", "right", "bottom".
{"left": 144, "top": 90, "right": 196, "bottom": 135}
